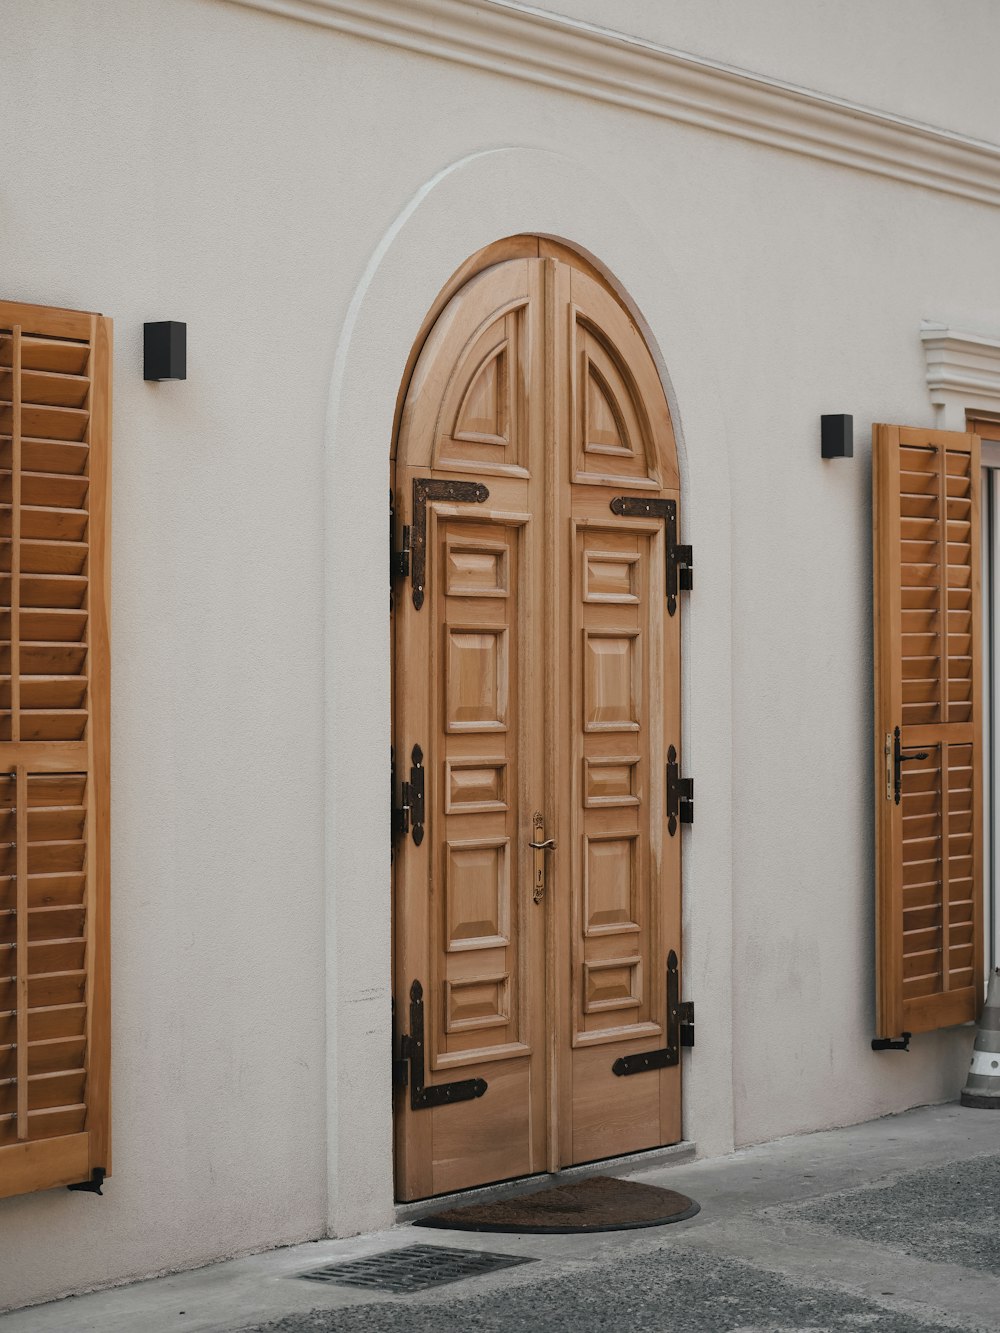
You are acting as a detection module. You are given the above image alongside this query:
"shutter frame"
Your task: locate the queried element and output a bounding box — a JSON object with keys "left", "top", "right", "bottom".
{"left": 873, "top": 423, "right": 983, "bottom": 1040}
{"left": 0, "top": 299, "right": 111, "bottom": 1196}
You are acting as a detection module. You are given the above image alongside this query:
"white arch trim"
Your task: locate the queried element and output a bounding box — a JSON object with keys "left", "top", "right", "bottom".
{"left": 323, "top": 146, "right": 735, "bottom": 1236}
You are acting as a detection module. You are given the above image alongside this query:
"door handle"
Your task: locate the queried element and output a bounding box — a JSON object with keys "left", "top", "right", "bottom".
{"left": 530, "top": 813, "right": 555, "bottom": 903}
{"left": 890, "top": 726, "right": 933, "bottom": 805}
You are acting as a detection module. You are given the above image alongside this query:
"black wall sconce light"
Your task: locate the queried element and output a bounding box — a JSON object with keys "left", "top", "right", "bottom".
{"left": 821, "top": 413, "right": 853, "bottom": 458}
{"left": 144, "top": 322, "right": 187, "bottom": 381}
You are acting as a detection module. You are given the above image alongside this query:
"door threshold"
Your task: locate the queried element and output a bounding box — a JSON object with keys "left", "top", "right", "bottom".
{"left": 394, "top": 1139, "right": 697, "bottom": 1224}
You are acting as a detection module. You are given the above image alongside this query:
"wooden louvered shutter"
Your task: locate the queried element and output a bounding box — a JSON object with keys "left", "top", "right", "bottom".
{"left": 0, "top": 301, "right": 110, "bottom": 1197}
{"left": 873, "top": 424, "right": 983, "bottom": 1040}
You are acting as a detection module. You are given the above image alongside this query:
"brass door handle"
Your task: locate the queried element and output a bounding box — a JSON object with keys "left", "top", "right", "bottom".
{"left": 530, "top": 813, "right": 554, "bottom": 903}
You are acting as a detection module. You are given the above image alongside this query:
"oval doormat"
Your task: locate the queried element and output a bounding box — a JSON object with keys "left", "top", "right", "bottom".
{"left": 414, "top": 1174, "right": 700, "bottom": 1234}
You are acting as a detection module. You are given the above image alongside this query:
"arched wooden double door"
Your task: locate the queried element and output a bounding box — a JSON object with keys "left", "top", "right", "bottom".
{"left": 392, "top": 245, "right": 685, "bottom": 1200}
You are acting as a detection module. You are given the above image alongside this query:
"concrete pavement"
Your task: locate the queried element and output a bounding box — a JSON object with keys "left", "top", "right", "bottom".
{"left": 2, "top": 1103, "right": 999, "bottom": 1332}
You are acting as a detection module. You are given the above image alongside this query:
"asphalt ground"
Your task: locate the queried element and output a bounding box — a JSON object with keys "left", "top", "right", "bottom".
{"left": 242, "top": 1150, "right": 1000, "bottom": 1333}
{"left": 246, "top": 1243, "right": 981, "bottom": 1333}
{"left": 3, "top": 1103, "right": 1000, "bottom": 1333}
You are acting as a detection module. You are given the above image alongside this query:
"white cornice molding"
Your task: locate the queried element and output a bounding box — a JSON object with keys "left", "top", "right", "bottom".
{"left": 225, "top": 0, "right": 1000, "bottom": 207}
{"left": 922, "top": 321, "right": 1000, "bottom": 429}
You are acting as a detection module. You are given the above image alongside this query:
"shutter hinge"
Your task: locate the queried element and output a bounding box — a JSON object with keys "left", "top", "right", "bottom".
{"left": 395, "top": 980, "right": 487, "bottom": 1110}
{"left": 871, "top": 1033, "right": 911, "bottom": 1052}
{"left": 666, "top": 745, "right": 693, "bottom": 835}
{"left": 67, "top": 1167, "right": 105, "bottom": 1196}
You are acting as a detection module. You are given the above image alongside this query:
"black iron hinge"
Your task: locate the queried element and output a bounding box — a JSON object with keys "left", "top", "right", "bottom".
{"left": 609, "top": 495, "right": 692, "bottom": 615}
{"left": 871, "top": 1033, "right": 911, "bottom": 1052}
{"left": 392, "top": 1051, "right": 409, "bottom": 1090}
{"left": 613, "top": 950, "right": 691, "bottom": 1075}
{"left": 67, "top": 1168, "right": 105, "bottom": 1196}
{"left": 389, "top": 490, "right": 411, "bottom": 609}
{"left": 410, "top": 479, "right": 489, "bottom": 610}
{"left": 679, "top": 1000, "right": 695, "bottom": 1048}
{"left": 393, "top": 744, "right": 425, "bottom": 846}
{"left": 395, "top": 980, "right": 488, "bottom": 1110}
{"left": 666, "top": 745, "right": 693, "bottom": 835}
{"left": 391, "top": 996, "right": 408, "bottom": 1088}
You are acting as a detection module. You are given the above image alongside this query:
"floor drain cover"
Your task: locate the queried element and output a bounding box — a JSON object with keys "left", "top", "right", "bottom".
{"left": 297, "top": 1244, "right": 534, "bottom": 1294}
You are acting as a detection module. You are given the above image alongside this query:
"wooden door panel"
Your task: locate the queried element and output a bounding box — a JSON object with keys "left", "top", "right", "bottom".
{"left": 429, "top": 1057, "right": 534, "bottom": 1195}
{"left": 394, "top": 260, "right": 546, "bottom": 1200}
{"left": 567, "top": 271, "right": 678, "bottom": 493}
{"left": 435, "top": 301, "right": 531, "bottom": 477}
{"left": 573, "top": 521, "right": 659, "bottom": 1044}
{"left": 564, "top": 511, "right": 680, "bottom": 1160}
{"left": 559, "top": 264, "right": 682, "bottom": 1166}
{"left": 571, "top": 1042, "right": 664, "bottom": 1163}
{"left": 394, "top": 254, "right": 682, "bottom": 1199}
{"left": 435, "top": 513, "right": 527, "bottom": 1069}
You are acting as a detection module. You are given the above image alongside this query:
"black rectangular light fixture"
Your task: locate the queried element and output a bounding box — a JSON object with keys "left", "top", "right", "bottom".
{"left": 821, "top": 414, "right": 853, "bottom": 458}
{"left": 144, "top": 321, "right": 186, "bottom": 381}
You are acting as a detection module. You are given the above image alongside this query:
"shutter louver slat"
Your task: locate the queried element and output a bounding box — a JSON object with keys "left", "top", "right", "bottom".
{"left": 873, "top": 424, "right": 983, "bottom": 1041}
{"left": 0, "top": 300, "right": 109, "bottom": 1197}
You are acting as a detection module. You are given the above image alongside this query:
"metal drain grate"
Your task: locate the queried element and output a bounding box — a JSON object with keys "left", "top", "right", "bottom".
{"left": 297, "top": 1243, "right": 534, "bottom": 1294}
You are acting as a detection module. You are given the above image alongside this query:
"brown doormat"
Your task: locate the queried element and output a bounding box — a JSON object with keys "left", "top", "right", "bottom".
{"left": 414, "top": 1174, "right": 700, "bottom": 1234}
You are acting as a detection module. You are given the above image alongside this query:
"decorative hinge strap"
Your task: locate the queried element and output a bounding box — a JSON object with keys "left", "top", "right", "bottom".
{"left": 609, "top": 495, "right": 692, "bottom": 615}
{"left": 397, "top": 980, "right": 488, "bottom": 1110}
{"left": 666, "top": 745, "right": 694, "bottom": 835}
{"left": 410, "top": 479, "right": 489, "bottom": 610}
{"left": 613, "top": 950, "right": 690, "bottom": 1075}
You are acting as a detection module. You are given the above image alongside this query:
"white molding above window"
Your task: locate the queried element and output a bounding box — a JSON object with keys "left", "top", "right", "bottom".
{"left": 922, "top": 322, "right": 1000, "bottom": 430}
{"left": 223, "top": 0, "right": 1000, "bottom": 207}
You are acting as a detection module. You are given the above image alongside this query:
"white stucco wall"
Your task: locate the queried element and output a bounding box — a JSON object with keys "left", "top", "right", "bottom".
{"left": 531, "top": 0, "right": 1000, "bottom": 143}
{"left": 1, "top": 0, "right": 998, "bottom": 1311}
